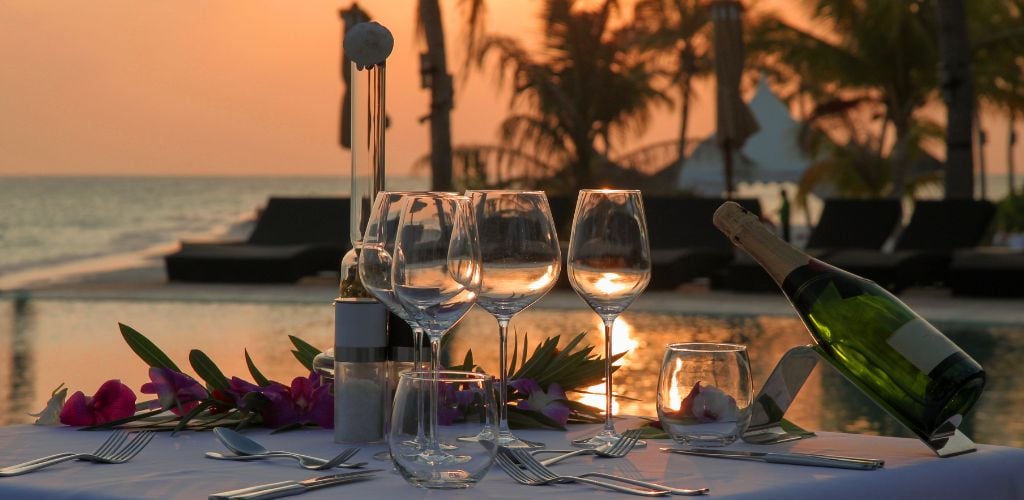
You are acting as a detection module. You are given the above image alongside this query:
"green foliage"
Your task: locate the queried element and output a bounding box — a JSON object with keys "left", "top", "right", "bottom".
{"left": 188, "top": 349, "right": 231, "bottom": 392}
{"left": 118, "top": 323, "right": 181, "bottom": 372}
{"left": 996, "top": 194, "right": 1024, "bottom": 232}
{"left": 245, "top": 349, "right": 272, "bottom": 386}
{"left": 288, "top": 335, "right": 321, "bottom": 372}
{"left": 457, "top": 331, "right": 618, "bottom": 429}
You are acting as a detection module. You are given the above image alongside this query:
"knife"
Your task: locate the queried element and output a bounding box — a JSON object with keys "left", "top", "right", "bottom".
{"left": 660, "top": 448, "right": 884, "bottom": 470}
{"left": 208, "top": 469, "right": 382, "bottom": 500}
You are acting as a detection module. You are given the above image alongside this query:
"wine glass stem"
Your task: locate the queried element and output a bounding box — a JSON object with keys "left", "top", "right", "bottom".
{"left": 603, "top": 317, "right": 616, "bottom": 434}
{"left": 429, "top": 336, "right": 442, "bottom": 452}
{"left": 412, "top": 327, "right": 427, "bottom": 445}
{"left": 497, "top": 318, "right": 512, "bottom": 434}
{"left": 413, "top": 327, "right": 425, "bottom": 368}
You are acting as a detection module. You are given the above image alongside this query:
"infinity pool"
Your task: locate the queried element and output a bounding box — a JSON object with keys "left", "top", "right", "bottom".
{"left": 2, "top": 293, "right": 1021, "bottom": 448}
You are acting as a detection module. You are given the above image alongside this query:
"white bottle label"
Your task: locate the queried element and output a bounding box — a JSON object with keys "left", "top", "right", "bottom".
{"left": 887, "top": 318, "right": 960, "bottom": 374}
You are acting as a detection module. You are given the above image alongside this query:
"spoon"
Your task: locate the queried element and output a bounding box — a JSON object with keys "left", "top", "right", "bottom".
{"left": 212, "top": 428, "right": 366, "bottom": 469}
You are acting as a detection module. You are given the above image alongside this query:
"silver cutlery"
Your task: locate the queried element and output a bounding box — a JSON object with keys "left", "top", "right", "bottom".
{"left": 0, "top": 430, "right": 154, "bottom": 477}
{"left": 531, "top": 428, "right": 643, "bottom": 466}
{"left": 494, "top": 448, "right": 670, "bottom": 497}
{"left": 661, "top": 447, "right": 884, "bottom": 470}
{"left": 204, "top": 448, "right": 365, "bottom": 470}
{"left": 212, "top": 427, "right": 365, "bottom": 468}
{"left": 208, "top": 469, "right": 382, "bottom": 499}
{"left": 508, "top": 448, "right": 709, "bottom": 496}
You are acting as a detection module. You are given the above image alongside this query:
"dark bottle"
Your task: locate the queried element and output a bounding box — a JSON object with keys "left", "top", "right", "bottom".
{"left": 713, "top": 201, "right": 985, "bottom": 442}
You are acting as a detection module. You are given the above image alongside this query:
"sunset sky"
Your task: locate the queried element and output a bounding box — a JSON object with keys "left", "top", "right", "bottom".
{"left": 0, "top": 0, "right": 1018, "bottom": 177}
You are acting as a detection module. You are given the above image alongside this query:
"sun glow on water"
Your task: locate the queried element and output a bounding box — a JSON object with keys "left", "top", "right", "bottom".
{"left": 576, "top": 315, "right": 637, "bottom": 415}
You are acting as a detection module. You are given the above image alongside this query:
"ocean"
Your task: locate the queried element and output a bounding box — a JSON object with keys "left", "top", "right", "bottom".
{"left": 0, "top": 176, "right": 427, "bottom": 289}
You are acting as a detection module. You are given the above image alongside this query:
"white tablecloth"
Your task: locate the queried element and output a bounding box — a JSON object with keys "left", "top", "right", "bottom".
{"left": 0, "top": 422, "right": 1022, "bottom": 499}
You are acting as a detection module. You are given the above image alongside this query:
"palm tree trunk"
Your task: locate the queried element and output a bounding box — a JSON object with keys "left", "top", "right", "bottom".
{"left": 936, "top": 0, "right": 975, "bottom": 199}
{"left": 676, "top": 49, "right": 695, "bottom": 164}
{"left": 889, "top": 116, "right": 911, "bottom": 199}
{"left": 419, "top": 0, "right": 454, "bottom": 191}
{"left": 1009, "top": 109, "right": 1017, "bottom": 196}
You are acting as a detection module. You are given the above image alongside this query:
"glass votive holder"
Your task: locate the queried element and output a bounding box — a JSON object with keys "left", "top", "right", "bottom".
{"left": 657, "top": 343, "right": 752, "bottom": 446}
{"left": 389, "top": 370, "right": 497, "bottom": 489}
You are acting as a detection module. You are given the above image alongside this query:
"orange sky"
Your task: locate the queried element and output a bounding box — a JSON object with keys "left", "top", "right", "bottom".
{"left": 0, "top": 0, "right": 1018, "bottom": 177}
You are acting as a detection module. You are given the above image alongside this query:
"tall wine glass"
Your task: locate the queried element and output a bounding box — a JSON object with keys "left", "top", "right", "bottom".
{"left": 359, "top": 191, "right": 433, "bottom": 455}
{"left": 466, "top": 190, "right": 561, "bottom": 449}
{"left": 567, "top": 189, "right": 651, "bottom": 448}
{"left": 392, "top": 193, "right": 479, "bottom": 460}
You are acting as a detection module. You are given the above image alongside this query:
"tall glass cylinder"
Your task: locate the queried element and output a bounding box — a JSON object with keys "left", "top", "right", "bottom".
{"left": 341, "top": 61, "right": 387, "bottom": 297}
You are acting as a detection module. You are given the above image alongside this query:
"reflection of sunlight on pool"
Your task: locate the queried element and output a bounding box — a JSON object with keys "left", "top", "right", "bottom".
{"left": 576, "top": 316, "right": 637, "bottom": 415}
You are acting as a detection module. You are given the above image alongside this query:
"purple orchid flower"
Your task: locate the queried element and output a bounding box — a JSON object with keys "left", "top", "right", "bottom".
{"left": 60, "top": 379, "right": 137, "bottom": 426}
{"left": 140, "top": 367, "right": 208, "bottom": 416}
{"left": 242, "top": 372, "right": 333, "bottom": 429}
{"left": 508, "top": 378, "right": 571, "bottom": 427}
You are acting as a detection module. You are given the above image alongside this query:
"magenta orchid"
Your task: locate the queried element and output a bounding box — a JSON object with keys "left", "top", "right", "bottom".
{"left": 509, "top": 378, "right": 571, "bottom": 427}
{"left": 59, "top": 379, "right": 137, "bottom": 426}
{"left": 248, "top": 373, "right": 333, "bottom": 429}
{"left": 140, "top": 367, "right": 209, "bottom": 416}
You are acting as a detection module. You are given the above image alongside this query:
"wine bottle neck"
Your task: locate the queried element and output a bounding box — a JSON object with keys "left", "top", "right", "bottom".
{"left": 713, "top": 202, "right": 809, "bottom": 285}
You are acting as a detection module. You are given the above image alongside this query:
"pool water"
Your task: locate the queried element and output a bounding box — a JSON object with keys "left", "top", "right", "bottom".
{"left": 2, "top": 295, "right": 1021, "bottom": 448}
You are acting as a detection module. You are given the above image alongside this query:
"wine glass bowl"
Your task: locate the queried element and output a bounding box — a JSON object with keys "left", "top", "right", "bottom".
{"left": 466, "top": 190, "right": 562, "bottom": 449}
{"left": 567, "top": 189, "right": 651, "bottom": 448}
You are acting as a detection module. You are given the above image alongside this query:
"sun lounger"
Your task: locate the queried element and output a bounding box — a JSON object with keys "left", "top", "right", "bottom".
{"left": 824, "top": 199, "right": 996, "bottom": 292}
{"left": 947, "top": 248, "right": 1024, "bottom": 297}
{"left": 642, "top": 196, "right": 762, "bottom": 289}
{"left": 715, "top": 198, "right": 903, "bottom": 292}
{"left": 164, "top": 197, "right": 350, "bottom": 283}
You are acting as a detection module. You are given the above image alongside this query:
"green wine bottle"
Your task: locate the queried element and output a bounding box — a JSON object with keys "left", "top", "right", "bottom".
{"left": 713, "top": 201, "right": 985, "bottom": 442}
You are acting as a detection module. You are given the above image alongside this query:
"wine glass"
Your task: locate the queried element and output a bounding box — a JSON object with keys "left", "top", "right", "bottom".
{"left": 359, "top": 191, "right": 433, "bottom": 457}
{"left": 392, "top": 193, "right": 480, "bottom": 461}
{"left": 567, "top": 189, "right": 651, "bottom": 448}
{"left": 465, "top": 190, "right": 561, "bottom": 449}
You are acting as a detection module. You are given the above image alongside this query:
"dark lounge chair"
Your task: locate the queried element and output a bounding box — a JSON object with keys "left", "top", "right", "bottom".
{"left": 644, "top": 196, "right": 762, "bottom": 289}
{"left": 947, "top": 248, "right": 1024, "bottom": 297}
{"left": 165, "top": 197, "right": 350, "bottom": 283}
{"left": 824, "top": 199, "right": 996, "bottom": 292}
{"left": 714, "top": 198, "right": 903, "bottom": 292}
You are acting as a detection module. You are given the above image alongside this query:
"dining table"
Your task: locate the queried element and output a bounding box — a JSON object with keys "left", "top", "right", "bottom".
{"left": 1, "top": 419, "right": 1022, "bottom": 499}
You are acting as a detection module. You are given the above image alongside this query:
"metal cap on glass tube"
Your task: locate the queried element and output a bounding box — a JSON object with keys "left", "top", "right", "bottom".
{"left": 334, "top": 298, "right": 387, "bottom": 362}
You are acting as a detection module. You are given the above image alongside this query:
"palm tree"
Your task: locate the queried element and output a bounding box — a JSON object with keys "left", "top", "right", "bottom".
{"left": 748, "top": 0, "right": 940, "bottom": 199}
{"left": 475, "top": 0, "right": 668, "bottom": 190}
{"left": 631, "top": 0, "right": 714, "bottom": 161}
{"left": 936, "top": 0, "right": 975, "bottom": 199}
{"left": 417, "top": 0, "right": 486, "bottom": 191}
{"left": 970, "top": 0, "right": 1024, "bottom": 196}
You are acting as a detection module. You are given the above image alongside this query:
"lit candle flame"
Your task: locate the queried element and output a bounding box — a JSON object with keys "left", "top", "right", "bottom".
{"left": 668, "top": 358, "right": 683, "bottom": 410}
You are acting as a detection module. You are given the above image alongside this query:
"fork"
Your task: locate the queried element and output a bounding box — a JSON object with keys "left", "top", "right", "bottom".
{"left": 508, "top": 448, "right": 710, "bottom": 496}
{"left": 0, "top": 431, "right": 155, "bottom": 477}
{"left": 531, "top": 428, "right": 643, "bottom": 466}
{"left": 495, "top": 448, "right": 669, "bottom": 496}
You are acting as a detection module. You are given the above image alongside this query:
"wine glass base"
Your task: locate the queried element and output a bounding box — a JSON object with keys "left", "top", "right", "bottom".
{"left": 457, "top": 428, "right": 546, "bottom": 449}
{"left": 571, "top": 430, "right": 647, "bottom": 449}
